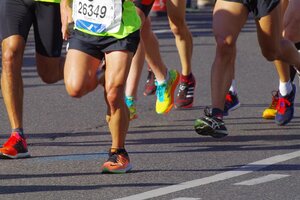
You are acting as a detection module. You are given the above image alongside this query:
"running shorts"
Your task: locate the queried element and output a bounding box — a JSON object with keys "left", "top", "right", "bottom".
{"left": 0, "top": 0, "right": 63, "bottom": 57}
{"left": 223, "top": 0, "right": 280, "bottom": 19}
{"left": 134, "top": 0, "right": 155, "bottom": 17}
{"left": 68, "top": 29, "right": 140, "bottom": 59}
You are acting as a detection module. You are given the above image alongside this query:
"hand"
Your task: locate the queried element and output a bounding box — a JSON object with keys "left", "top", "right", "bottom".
{"left": 60, "top": 0, "right": 73, "bottom": 40}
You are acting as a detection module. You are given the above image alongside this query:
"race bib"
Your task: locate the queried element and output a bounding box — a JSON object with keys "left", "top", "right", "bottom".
{"left": 73, "top": 0, "right": 122, "bottom": 34}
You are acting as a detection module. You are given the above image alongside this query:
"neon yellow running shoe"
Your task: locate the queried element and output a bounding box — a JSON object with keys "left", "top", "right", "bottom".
{"left": 262, "top": 90, "right": 279, "bottom": 119}
{"left": 125, "top": 96, "right": 137, "bottom": 120}
{"left": 155, "top": 69, "right": 179, "bottom": 114}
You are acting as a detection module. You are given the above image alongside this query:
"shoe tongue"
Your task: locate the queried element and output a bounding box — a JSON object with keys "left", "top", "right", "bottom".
{"left": 11, "top": 132, "right": 21, "bottom": 138}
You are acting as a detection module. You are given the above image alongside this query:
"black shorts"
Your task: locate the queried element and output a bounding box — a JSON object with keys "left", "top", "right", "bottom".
{"left": 134, "top": 0, "right": 155, "bottom": 17}
{"left": 223, "top": 0, "right": 280, "bottom": 19}
{"left": 0, "top": 0, "right": 63, "bottom": 57}
{"left": 68, "top": 30, "right": 140, "bottom": 60}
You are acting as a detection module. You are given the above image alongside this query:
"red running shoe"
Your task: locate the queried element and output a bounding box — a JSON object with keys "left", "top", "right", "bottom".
{"left": 0, "top": 132, "right": 30, "bottom": 159}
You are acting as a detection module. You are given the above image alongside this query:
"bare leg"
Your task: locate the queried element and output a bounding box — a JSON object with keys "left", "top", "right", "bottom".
{"left": 64, "top": 49, "right": 101, "bottom": 97}
{"left": 167, "top": 0, "right": 193, "bottom": 76}
{"left": 36, "top": 53, "right": 64, "bottom": 84}
{"left": 1, "top": 35, "right": 25, "bottom": 129}
{"left": 211, "top": 1, "right": 248, "bottom": 111}
{"left": 105, "top": 51, "right": 133, "bottom": 149}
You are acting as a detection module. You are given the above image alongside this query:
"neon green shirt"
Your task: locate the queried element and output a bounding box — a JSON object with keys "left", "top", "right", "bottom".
{"left": 35, "top": 0, "right": 61, "bottom": 3}
{"left": 74, "top": 0, "right": 141, "bottom": 39}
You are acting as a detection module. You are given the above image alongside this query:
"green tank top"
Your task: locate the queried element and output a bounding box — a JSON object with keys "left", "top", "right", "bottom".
{"left": 73, "top": 0, "right": 141, "bottom": 39}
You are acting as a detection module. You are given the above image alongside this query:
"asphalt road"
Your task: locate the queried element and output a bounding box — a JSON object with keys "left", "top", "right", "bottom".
{"left": 0, "top": 7, "right": 299, "bottom": 200}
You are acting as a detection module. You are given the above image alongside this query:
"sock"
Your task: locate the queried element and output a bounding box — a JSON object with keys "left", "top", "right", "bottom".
{"left": 12, "top": 128, "right": 24, "bottom": 138}
{"left": 212, "top": 108, "right": 223, "bottom": 119}
{"left": 156, "top": 69, "right": 169, "bottom": 85}
{"left": 229, "top": 79, "right": 237, "bottom": 95}
{"left": 279, "top": 80, "right": 292, "bottom": 96}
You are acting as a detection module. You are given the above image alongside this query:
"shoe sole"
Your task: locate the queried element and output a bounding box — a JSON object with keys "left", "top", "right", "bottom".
{"left": 156, "top": 71, "right": 180, "bottom": 114}
{"left": 101, "top": 164, "right": 133, "bottom": 174}
{"left": 275, "top": 113, "right": 294, "bottom": 126}
{"left": 174, "top": 102, "right": 193, "bottom": 109}
{"left": 194, "top": 119, "right": 228, "bottom": 139}
{"left": 0, "top": 152, "right": 31, "bottom": 159}
{"left": 262, "top": 115, "right": 275, "bottom": 120}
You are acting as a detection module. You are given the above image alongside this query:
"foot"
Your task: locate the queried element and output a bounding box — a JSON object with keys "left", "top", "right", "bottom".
{"left": 155, "top": 69, "right": 179, "bottom": 114}
{"left": 0, "top": 132, "right": 30, "bottom": 159}
{"left": 101, "top": 149, "right": 132, "bottom": 174}
{"left": 175, "top": 73, "right": 196, "bottom": 109}
{"left": 275, "top": 84, "right": 296, "bottom": 126}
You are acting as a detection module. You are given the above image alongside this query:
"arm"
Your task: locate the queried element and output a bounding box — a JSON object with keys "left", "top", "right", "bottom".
{"left": 60, "top": 0, "right": 73, "bottom": 40}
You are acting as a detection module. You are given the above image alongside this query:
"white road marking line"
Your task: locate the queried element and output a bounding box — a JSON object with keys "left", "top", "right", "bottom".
{"left": 234, "top": 174, "right": 290, "bottom": 186}
{"left": 115, "top": 150, "right": 300, "bottom": 200}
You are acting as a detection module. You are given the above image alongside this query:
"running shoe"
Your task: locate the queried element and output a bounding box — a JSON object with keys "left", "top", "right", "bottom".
{"left": 101, "top": 149, "right": 132, "bottom": 174}
{"left": 155, "top": 69, "right": 179, "bottom": 114}
{"left": 262, "top": 90, "right": 279, "bottom": 119}
{"left": 275, "top": 84, "right": 296, "bottom": 126}
{"left": 143, "top": 70, "right": 157, "bottom": 96}
{"left": 125, "top": 96, "right": 137, "bottom": 120}
{"left": 175, "top": 73, "right": 196, "bottom": 109}
{"left": 223, "top": 91, "right": 240, "bottom": 116}
{"left": 194, "top": 107, "right": 228, "bottom": 138}
{"left": 0, "top": 132, "right": 30, "bottom": 159}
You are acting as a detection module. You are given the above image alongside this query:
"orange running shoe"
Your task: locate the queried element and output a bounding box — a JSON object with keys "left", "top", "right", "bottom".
{"left": 101, "top": 149, "right": 132, "bottom": 174}
{"left": 0, "top": 132, "right": 30, "bottom": 159}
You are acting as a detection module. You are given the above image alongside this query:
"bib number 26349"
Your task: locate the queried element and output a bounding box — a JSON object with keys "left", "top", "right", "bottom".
{"left": 73, "top": 0, "right": 122, "bottom": 34}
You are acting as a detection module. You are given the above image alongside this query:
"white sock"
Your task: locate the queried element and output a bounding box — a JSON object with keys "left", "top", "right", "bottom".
{"left": 156, "top": 69, "right": 169, "bottom": 85}
{"left": 279, "top": 80, "right": 292, "bottom": 96}
{"left": 229, "top": 79, "right": 237, "bottom": 94}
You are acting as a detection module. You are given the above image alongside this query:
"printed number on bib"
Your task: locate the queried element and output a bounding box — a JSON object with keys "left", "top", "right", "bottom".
{"left": 73, "top": 0, "right": 122, "bottom": 34}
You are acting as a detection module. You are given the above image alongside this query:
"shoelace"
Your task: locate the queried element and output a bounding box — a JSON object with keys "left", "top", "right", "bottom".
{"left": 3, "top": 136, "right": 17, "bottom": 147}
{"left": 204, "top": 116, "right": 223, "bottom": 129}
{"left": 3, "top": 135, "right": 23, "bottom": 148}
{"left": 276, "top": 97, "right": 291, "bottom": 114}
{"left": 108, "top": 153, "right": 128, "bottom": 166}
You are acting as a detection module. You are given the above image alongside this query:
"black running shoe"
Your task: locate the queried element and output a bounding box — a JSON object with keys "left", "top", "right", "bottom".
{"left": 194, "top": 108, "right": 228, "bottom": 138}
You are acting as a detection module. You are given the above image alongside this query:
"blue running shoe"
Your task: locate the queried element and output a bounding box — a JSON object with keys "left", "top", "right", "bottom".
{"left": 275, "top": 84, "right": 296, "bottom": 126}
{"left": 223, "top": 91, "right": 240, "bottom": 116}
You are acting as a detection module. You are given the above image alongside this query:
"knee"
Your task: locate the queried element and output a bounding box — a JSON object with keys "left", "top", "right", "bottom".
{"left": 64, "top": 78, "right": 85, "bottom": 98}
{"left": 38, "top": 68, "right": 59, "bottom": 84}
{"left": 36, "top": 57, "right": 63, "bottom": 84}
{"left": 215, "top": 35, "right": 236, "bottom": 59}
{"left": 1, "top": 48, "right": 22, "bottom": 74}
{"left": 106, "top": 86, "right": 123, "bottom": 112}
{"left": 169, "top": 19, "right": 186, "bottom": 36}
{"left": 260, "top": 45, "right": 280, "bottom": 62}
